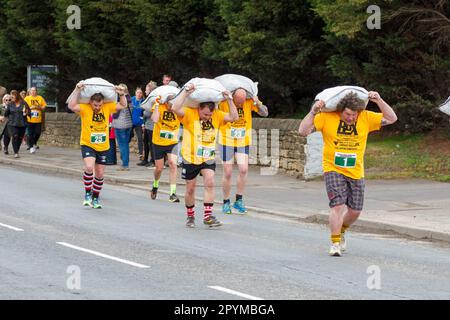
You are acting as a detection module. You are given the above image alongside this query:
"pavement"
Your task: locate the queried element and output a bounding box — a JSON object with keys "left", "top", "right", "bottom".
{"left": 1, "top": 144, "right": 450, "bottom": 243}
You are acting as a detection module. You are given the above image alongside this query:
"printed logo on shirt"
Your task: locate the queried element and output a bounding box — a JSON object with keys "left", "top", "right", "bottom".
{"left": 92, "top": 112, "right": 106, "bottom": 123}
{"left": 337, "top": 121, "right": 358, "bottom": 136}
{"left": 201, "top": 120, "right": 214, "bottom": 131}
{"left": 162, "top": 111, "right": 176, "bottom": 122}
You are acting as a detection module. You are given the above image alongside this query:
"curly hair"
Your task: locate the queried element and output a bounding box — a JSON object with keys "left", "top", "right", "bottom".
{"left": 336, "top": 92, "right": 366, "bottom": 112}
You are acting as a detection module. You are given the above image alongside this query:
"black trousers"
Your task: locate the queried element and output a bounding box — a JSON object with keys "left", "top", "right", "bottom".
{"left": 27, "top": 123, "right": 42, "bottom": 148}
{"left": 1, "top": 126, "right": 10, "bottom": 151}
{"left": 143, "top": 128, "right": 155, "bottom": 163}
{"left": 8, "top": 125, "right": 26, "bottom": 154}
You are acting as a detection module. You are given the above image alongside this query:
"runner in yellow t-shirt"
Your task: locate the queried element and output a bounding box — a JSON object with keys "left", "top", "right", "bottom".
{"left": 299, "top": 91, "right": 397, "bottom": 257}
{"left": 172, "top": 83, "right": 238, "bottom": 228}
{"left": 218, "top": 89, "right": 268, "bottom": 214}
{"left": 68, "top": 81, "right": 128, "bottom": 209}
{"left": 149, "top": 97, "right": 182, "bottom": 203}
{"left": 24, "top": 87, "right": 47, "bottom": 153}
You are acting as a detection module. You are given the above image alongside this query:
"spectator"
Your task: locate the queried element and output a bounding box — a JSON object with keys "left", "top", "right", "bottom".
{"left": 131, "top": 87, "right": 145, "bottom": 160}
{"left": 105, "top": 114, "right": 117, "bottom": 165}
{"left": 0, "top": 94, "right": 11, "bottom": 154}
{"left": 112, "top": 84, "right": 133, "bottom": 171}
{"left": 4, "top": 90, "right": 30, "bottom": 158}
{"left": 162, "top": 74, "right": 172, "bottom": 86}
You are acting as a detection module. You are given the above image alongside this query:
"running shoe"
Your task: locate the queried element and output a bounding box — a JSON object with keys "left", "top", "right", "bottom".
{"left": 329, "top": 243, "right": 342, "bottom": 257}
{"left": 222, "top": 202, "right": 232, "bottom": 214}
{"left": 83, "top": 192, "right": 92, "bottom": 206}
{"left": 150, "top": 187, "right": 158, "bottom": 200}
{"left": 91, "top": 197, "right": 103, "bottom": 209}
{"left": 169, "top": 194, "right": 180, "bottom": 203}
{"left": 203, "top": 216, "right": 222, "bottom": 228}
{"left": 233, "top": 199, "right": 248, "bottom": 214}
{"left": 186, "top": 216, "right": 195, "bottom": 228}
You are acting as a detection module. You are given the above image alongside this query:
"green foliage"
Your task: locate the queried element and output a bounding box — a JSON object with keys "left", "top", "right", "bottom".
{"left": 310, "top": 0, "right": 371, "bottom": 38}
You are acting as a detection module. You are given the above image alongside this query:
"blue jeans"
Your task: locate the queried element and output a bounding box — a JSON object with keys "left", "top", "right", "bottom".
{"left": 115, "top": 128, "right": 131, "bottom": 168}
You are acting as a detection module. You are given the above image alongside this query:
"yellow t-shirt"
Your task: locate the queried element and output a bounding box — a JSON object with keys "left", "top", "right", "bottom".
{"left": 25, "top": 95, "right": 47, "bottom": 123}
{"left": 180, "top": 107, "right": 227, "bottom": 165}
{"left": 152, "top": 103, "right": 182, "bottom": 146}
{"left": 314, "top": 110, "right": 383, "bottom": 180}
{"left": 79, "top": 102, "right": 117, "bottom": 151}
{"left": 218, "top": 99, "right": 259, "bottom": 147}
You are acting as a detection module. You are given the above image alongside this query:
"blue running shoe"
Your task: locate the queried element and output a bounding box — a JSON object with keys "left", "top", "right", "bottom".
{"left": 91, "top": 197, "right": 103, "bottom": 209}
{"left": 222, "top": 201, "right": 232, "bottom": 214}
{"left": 83, "top": 192, "right": 92, "bottom": 207}
{"left": 233, "top": 199, "right": 248, "bottom": 214}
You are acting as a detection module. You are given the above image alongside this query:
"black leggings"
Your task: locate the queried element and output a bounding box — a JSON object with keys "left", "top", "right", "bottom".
{"left": 8, "top": 126, "right": 26, "bottom": 154}
{"left": 143, "top": 129, "right": 155, "bottom": 163}
{"left": 27, "top": 123, "right": 42, "bottom": 148}
{"left": 1, "top": 127, "right": 10, "bottom": 151}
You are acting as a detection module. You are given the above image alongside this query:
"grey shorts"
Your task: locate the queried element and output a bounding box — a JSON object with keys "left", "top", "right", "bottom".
{"left": 324, "top": 171, "right": 365, "bottom": 211}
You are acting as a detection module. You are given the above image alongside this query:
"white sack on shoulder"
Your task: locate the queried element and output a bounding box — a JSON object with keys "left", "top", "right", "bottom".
{"left": 172, "top": 78, "right": 226, "bottom": 108}
{"left": 66, "top": 77, "right": 117, "bottom": 104}
{"left": 141, "top": 85, "right": 180, "bottom": 111}
{"left": 315, "top": 86, "right": 369, "bottom": 112}
{"left": 215, "top": 74, "right": 258, "bottom": 98}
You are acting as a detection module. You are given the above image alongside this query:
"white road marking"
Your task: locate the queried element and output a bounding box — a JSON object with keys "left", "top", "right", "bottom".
{"left": 208, "top": 286, "right": 263, "bottom": 300}
{"left": 56, "top": 242, "right": 150, "bottom": 269}
{"left": 0, "top": 222, "right": 24, "bottom": 232}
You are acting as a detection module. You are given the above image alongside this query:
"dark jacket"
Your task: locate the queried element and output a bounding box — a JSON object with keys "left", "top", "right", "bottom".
{"left": 5, "top": 102, "right": 30, "bottom": 127}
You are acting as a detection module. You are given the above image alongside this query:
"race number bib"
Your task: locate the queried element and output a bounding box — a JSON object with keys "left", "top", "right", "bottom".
{"left": 196, "top": 145, "right": 215, "bottom": 158}
{"left": 90, "top": 133, "right": 107, "bottom": 144}
{"left": 159, "top": 130, "right": 175, "bottom": 140}
{"left": 30, "top": 111, "right": 39, "bottom": 118}
{"left": 334, "top": 152, "right": 357, "bottom": 168}
{"left": 231, "top": 128, "right": 246, "bottom": 139}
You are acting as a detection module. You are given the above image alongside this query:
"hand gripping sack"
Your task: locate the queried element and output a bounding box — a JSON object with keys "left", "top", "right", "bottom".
{"left": 315, "top": 86, "right": 369, "bottom": 112}
{"left": 172, "top": 78, "right": 226, "bottom": 108}
{"left": 141, "top": 85, "right": 180, "bottom": 111}
{"left": 66, "top": 77, "right": 117, "bottom": 104}
{"left": 214, "top": 74, "right": 258, "bottom": 98}
{"left": 438, "top": 96, "right": 450, "bottom": 116}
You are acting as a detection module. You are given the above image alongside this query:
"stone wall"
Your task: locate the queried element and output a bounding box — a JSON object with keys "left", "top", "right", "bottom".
{"left": 40, "top": 113, "right": 81, "bottom": 148}
{"left": 251, "top": 118, "right": 323, "bottom": 179}
{"left": 40, "top": 114, "right": 324, "bottom": 179}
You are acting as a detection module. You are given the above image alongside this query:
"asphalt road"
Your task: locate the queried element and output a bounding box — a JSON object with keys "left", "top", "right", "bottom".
{"left": 0, "top": 166, "right": 449, "bottom": 300}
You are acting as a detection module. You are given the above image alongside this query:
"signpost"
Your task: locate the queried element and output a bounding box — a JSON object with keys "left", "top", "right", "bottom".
{"left": 27, "top": 65, "right": 58, "bottom": 112}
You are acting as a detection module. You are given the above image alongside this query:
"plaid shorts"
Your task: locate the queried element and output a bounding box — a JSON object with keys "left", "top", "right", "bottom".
{"left": 324, "top": 171, "right": 365, "bottom": 211}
